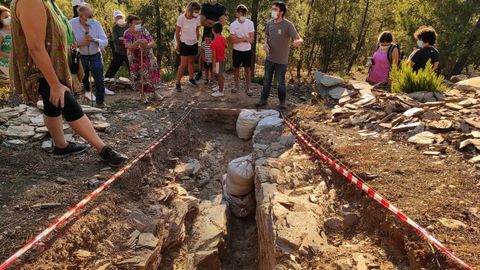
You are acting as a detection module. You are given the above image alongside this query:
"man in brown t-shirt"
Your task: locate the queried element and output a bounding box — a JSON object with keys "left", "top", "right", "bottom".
{"left": 256, "top": 1, "right": 303, "bottom": 110}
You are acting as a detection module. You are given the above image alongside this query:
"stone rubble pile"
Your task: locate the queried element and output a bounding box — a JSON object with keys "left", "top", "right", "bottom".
{"left": 314, "top": 71, "right": 480, "bottom": 166}
{"left": 105, "top": 77, "right": 133, "bottom": 91}
{"left": 0, "top": 102, "right": 111, "bottom": 149}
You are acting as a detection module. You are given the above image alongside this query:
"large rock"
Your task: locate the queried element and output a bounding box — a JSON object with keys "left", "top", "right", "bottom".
{"left": 5, "top": 125, "right": 35, "bottom": 139}
{"left": 328, "top": 87, "right": 352, "bottom": 100}
{"left": 317, "top": 72, "right": 344, "bottom": 88}
{"left": 189, "top": 197, "right": 227, "bottom": 270}
{"left": 253, "top": 116, "right": 283, "bottom": 145}
{"left": 455, "top": 76, "right": 480, "bottom": 91}
{"left": 174, "top": 159, "right": 201, "bottom": 177}
{"left": 408, "top": 131, "right": 437, "bottom": 145}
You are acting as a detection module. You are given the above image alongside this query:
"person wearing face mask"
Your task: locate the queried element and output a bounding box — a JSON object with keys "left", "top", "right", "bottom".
{"left": 230, "top": 4, "right": 255, "bottom": 96}
{"left": 409, "top": 26, "right": 440, "bottom": 73}
{"left": 0, "top": 6, "right": 12, "bottom": 78}
{"left": 175, "top": 2, "right": 202, "bottom": 92}
{"left": 366, "top": 31, "right": 399, "bottom": 86}
{"left": 123, "top": 15, "right": 163, "bottom": 103}
{"left": 105, "top": 10, "right": 130, "bottom": 81}
{"left": 256, "top": 1, "right": 303, "bottom": 110}
{"left": 195, "top": 0, "right": 227, "bottom": 81}
{"left": 71, "top": 0, "right": 86, "bottom": 18}
{"left": 70, "top": 5, "right": 109, "bottom": 106}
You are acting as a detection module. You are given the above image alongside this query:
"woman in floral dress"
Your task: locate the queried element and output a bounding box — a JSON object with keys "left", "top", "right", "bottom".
{"left": 124, "top": 15, "right": 162, "bottom": 102}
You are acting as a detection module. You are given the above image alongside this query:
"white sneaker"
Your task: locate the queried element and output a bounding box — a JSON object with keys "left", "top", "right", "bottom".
{"left": 211, "top": 91, "right": 224, "bottom": 97}
{"left": 104, "top": 88, "right": 115, "bottom": 96}
{"left": 212, "top": 86, "right": 219, "bottom": 93}
{"left": 85, "top": 91, "right": 96, "bottom": 102}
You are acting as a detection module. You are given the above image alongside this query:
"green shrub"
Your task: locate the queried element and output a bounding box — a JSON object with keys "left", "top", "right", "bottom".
{"left": 161, "top": 70, "right": 177, "bottom": 82}
{"left": 252, "top": 75, "right": 264, "bottom": 85}
{"left": 390, "top": 60, "right": 446, "bottom": 93}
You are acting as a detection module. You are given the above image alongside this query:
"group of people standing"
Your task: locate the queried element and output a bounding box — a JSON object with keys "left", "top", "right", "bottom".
{"left": 174, "top": 0, "right": 303, "bottom": 108}
{"left": 367, "top": 26, "right": 440, "bottom": 85}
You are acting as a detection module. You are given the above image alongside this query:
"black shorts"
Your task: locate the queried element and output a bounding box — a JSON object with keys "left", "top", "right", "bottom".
{"left": 38, "top": 79, "right": 84, "bottom": 122}
{"left": 204, "top": 62, "right": 213, "bottom": 69}
{"left": 233, "top": 49, "right": 252, "bottom": 68}
{"left": 180, "top": 42, "right": 198, "bottom": 57}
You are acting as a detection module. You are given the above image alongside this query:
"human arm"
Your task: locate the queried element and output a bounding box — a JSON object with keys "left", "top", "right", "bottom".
{"left": 94, "top": 22, "right": 109, "bottom": 48}
{"left": 124, "top": 31, "right": 144, "bottom": 51}
{"left": 144, "top": 29, "right": 156, "bottom": 49}
{"left": 175, "top": 25, "right": 181, "bottom": 52}
{"left": 17, "top": 0, "right": 69, "bottom": 107}
{"left": 392, "top": 47, "right": 399, "bottom": 66}
{"left": 289, "top": 22, "right": 303, "bottom": 48}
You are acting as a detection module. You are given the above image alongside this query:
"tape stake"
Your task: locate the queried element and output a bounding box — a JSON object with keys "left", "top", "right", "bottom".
{"left": 283, "top": 117, "right": 473, "bottom": 270}
{"left": 0, "top": 109, "right": 192, "bottom": 270}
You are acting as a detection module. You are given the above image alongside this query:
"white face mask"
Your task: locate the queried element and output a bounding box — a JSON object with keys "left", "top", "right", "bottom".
{"left": 193, "top": 12, "right": 200, "bottom": 18}
{"left": 239, "top": 16, "right": 246, "bottom": 22}
{"left": 2, "top": 17, "right": 10, "bottom": 26}
{"left": 117, "top": 18, "right": 126, "bottom": 26}
{"left": 134, "top": 24, "right": 142, "bottom": 32}
{"left": 417, "top": 40, "right": 424, "bottom": 48}
{"left": 380, "top": 45, "right": 390, "bottom": 50}
{"left": 271, "top": 11, "right": 278, "bottom": 20}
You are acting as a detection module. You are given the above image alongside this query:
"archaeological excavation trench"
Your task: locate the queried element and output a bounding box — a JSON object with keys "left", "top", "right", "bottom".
{"left": 11, "top": 109, "right": 457, "bottom": 270}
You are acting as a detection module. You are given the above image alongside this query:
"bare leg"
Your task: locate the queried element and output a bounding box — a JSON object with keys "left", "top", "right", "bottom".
{"left": 219, "top": 74, "right": 225, "bottom": 93}
{"left": 245, "top": 67, "right": 252, "bottom": 91}
{"left": 234, "top": 68, "right": 240, "bottom": 90}
{"left": 176, "top": 56, "right": 188, "bottom": 83}
{"left": 68, "top": 115, "right": 106, "bottom": 153}
{"left": 44, "top": 115, "right": 68, "bottom": 148}
{"left": 188, "top": 56, "right": 195, "bottom": 80}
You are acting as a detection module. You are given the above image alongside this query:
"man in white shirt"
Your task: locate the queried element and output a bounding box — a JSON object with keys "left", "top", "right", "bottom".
{"left": 70, "top": 5, "right": 109, "bottom": 106}
{"left": 230, "top": 4, "right": 255, "bottom": 96}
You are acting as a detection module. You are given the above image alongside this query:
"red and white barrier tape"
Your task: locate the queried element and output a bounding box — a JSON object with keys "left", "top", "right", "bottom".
{"left": 283, "top": 117, "right": 473, "bottom": 270}
{"left": 0, "top": 109, "right": 192, "bottom": 270}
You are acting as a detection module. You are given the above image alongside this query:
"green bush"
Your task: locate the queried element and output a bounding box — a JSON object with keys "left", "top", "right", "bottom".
{"left": 0, "top": 85, "right": 9, "bottom": 101}
{"left": 161, "top": 70, "right": 177, "bottom": 82}
{"left": 390, "top": 60, "right": 446, "bottom": 93}
{"left": 252, "top": 75, "right": 265, "bottom": 85}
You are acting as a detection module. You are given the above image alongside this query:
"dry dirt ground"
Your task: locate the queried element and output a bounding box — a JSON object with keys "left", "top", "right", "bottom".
{"left": 0, "top": 74, "right": 478, "bottom": 269}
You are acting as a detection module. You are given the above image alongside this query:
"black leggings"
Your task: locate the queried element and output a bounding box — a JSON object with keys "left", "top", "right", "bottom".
{"left": 38, "top": 79, "right": 84, "bottom": 122}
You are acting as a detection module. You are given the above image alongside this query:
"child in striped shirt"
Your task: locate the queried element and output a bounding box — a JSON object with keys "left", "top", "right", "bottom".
{"left": 201, "top": 33, "right": 213, "bottom": 84}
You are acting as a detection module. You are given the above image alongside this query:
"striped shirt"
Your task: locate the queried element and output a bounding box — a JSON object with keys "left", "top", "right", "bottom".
{"left": 202, "top": 41, "right": 213, "bottom": 63}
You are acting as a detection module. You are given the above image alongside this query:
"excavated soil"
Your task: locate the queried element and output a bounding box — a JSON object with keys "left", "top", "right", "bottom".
{"left": 1, "top": 76, "right": 477, "bottom": 269}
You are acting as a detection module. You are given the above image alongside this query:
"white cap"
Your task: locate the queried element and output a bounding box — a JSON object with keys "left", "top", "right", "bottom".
{"left": 113, "top": 10, "right": 124, "bottom": 19}
{"left": 72, "top": 0, "right": 85, "bottom": 7}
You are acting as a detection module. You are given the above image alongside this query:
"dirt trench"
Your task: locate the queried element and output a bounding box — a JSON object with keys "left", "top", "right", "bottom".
{"left": 11, "top": 108, "right": 441, "bottom": 270}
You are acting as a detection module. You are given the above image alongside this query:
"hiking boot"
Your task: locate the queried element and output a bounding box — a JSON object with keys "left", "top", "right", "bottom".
{"left": 189, "top": 78, "right": 198, "bottom": 87}
{"left": 96, "top": 102, "right": 110, "bottom": 109}
{"left": 255, "top": 100, "right": 267, "bottom": 108}
{"left": 195, "top": 71, "right": 203, "bottom": 81}
{"left": 176, "top": 83, "right": 182, "bottom": 92}
{"left": 53, "top": 142, "right": 89, "bottom": 158}
{"left": 100, "top": 146, "right": 128, "bottom": 167}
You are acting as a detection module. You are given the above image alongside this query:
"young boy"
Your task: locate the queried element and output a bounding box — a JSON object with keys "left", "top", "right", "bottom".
{"left": 201, "top": 33, "right": 214, "bottom": 85}
{"left": 210, "top": 22, "right": 227, "bottom": 97}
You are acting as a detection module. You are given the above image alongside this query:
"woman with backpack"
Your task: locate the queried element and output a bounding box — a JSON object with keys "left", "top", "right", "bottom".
{"left": 367, "top": 31, "right": 399, "bottom": 86}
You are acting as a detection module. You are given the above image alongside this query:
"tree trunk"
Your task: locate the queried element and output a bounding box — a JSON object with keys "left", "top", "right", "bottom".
{"left": 323, "top": 0, "right": 338, "bottom": 73}
{"left": 154, "top": 0, "right": 162, "bottom": 67}
{"left": 450, "top": 18, "right": 480, "bottom": 76}
{"left": 308, "top": 44, "right": 321, "bottom": 76}
{"left": 296, "top": 0, "right": 316, "bottom": 80}
{"left": 346, "top": 0, "right": 370, "bottom": 73}
{"left": 250, "top": 0, "right": 260, "bottom": 76}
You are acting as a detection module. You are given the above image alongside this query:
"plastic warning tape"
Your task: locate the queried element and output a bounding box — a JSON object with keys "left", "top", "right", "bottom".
{"left": 283, "top": 117, "right": 473, "bottom": 270}
{"left": 0, "top": 109, "right": 192, "bottom": 270}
